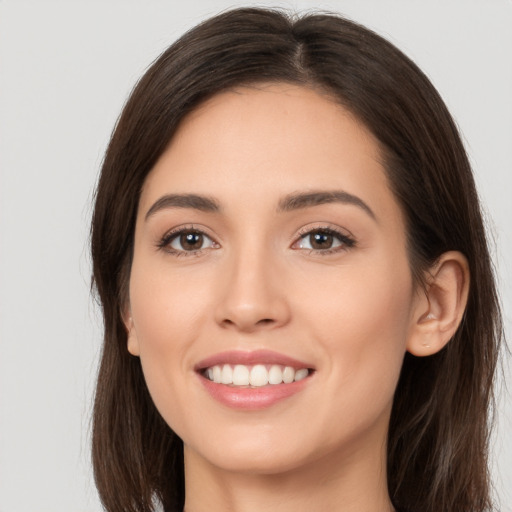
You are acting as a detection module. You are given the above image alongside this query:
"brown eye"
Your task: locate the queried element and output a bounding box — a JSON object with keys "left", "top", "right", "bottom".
{"left": 180, "top": 232, "right": 203, "bottom": 250}
{"left": 168, "top": 230, "right": 215, "bottom": 252}
{"left": 309, "top": 231, "right": 334, "bottom": 249}
{"left": 293, "top": 228, "right": 354, "bottom": 253}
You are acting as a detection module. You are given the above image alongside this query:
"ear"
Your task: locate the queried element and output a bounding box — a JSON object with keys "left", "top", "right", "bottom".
{"left": 122, "top": 305, "right": 140, "bottom": 357}
{"left": 407, "top": 251, "right": 470, "bottom": 357}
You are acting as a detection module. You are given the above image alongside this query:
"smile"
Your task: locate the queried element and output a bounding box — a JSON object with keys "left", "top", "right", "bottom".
{"left": 203, "top": 364, "right": 310, "bottom": 387}
{"left": 195, "top": 350, "right": 315, "bottom": 409}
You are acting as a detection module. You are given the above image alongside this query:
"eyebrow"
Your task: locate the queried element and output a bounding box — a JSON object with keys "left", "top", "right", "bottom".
{"left": 145, "top": 193, "right": 220, "bottom": 220}
{"left": 145, "top": 189, "right": 376, "bottom": 221}
{"left": 277, "top": 190, "right": 376, "bottom": 220}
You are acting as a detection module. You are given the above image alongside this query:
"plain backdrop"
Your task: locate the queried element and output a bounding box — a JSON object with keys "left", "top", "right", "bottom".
{"left": 0, "top": 1, "right": 511, "bottom": 511}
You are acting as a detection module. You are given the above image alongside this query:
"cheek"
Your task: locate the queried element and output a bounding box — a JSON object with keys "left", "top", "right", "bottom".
{"left": 127, "top": 261, "right": 209, "bottom": 420}
{"left": 297, "top": 255, "right": 413, "bottom": 424}
{"left": 129, "top": 258, "right": 210, "bottom": 351}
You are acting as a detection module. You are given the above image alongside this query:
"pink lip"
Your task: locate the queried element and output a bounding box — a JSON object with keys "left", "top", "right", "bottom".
{"left": 194, "top": 350, "right": 315, "bottom": 410}
{"left": 194, "top": 349, "right": 314, "bottom": 371}
{"left": 198, "top": 377, "right": 312, "bottom": 410}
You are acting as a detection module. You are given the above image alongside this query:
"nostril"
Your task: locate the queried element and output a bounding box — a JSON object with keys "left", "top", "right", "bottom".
{"left": 257, "top": 318, "right": 275, "bottom": 325}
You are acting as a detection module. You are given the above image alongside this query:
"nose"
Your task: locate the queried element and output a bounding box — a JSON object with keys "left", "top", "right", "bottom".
{"left": 214, "top": 246, "right": 291, "bottom": 333}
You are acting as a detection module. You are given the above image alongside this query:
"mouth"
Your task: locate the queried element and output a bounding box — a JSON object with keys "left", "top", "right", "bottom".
{"left": 195, "top": 350, "right": 315, "bottom": 409}
{"left": 201, "top": 364, "right": 312, "bottom": 387}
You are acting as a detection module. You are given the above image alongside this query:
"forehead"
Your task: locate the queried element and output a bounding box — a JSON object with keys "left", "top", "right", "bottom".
{"left": 139, "top": 83, "right": 398, "bottom": 225}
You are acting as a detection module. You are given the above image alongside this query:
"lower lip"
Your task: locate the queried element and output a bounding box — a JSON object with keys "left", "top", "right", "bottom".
{"left": 198, "top": 373, "right": 312, "bottom": 410}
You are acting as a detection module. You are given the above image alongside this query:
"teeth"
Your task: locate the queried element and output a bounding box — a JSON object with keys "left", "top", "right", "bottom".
{"left": 268, "top": 365, "right": 283, "bottom": 384}
{"left": 232, "top": 365, "right": 250, "bottom": 386}
{"left": 249, "top": 364, "right": 269, "bottom": 387}
{"left": 294, "top": 368, "right": 309, "bottom": 381}
{"left": 212, "top": 365, "right": 222, "bottom": 384}
{"left": 282, "top": 366, "right": 295, "bottom": 384}
{"left": 221, "top": 364, "right": 233, "bottom": 384}
{"left": 204, "top": 364, "right": 310, "bottom": 386}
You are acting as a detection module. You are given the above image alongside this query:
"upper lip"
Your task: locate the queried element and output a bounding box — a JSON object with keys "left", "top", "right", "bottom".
{"left": 194, "top": 349, "right": 314, "bottom": 371}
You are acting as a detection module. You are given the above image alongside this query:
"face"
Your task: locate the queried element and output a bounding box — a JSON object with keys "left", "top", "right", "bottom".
{"left": 126, "top": 84, "right": 419, "bottom": 475}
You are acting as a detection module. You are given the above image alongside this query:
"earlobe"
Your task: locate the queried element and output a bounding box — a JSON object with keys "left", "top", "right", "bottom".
{"left": 407, "top": 251, "right": 470, "bottom": 357}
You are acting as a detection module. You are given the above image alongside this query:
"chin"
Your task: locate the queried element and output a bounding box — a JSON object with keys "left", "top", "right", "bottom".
{"left": 192, "top": 444, "right": 311, "bottom": 476}
{"left": 182, "top": 420, "right": 334, "bottom": 476}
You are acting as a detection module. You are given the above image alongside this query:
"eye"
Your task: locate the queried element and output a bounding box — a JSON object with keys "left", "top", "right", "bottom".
{"left": 292, "top": 227, "right": 355, "bottom": 253}
{"left": 159, "top": 228, "right": 218, "bottom": 255}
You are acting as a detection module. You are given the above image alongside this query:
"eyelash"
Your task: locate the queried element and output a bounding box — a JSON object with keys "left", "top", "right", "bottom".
{"left": 157, "top": 225, "right": 356, "bottom": 257}
{"left": 294, "top": 226, "right": 356, "bottom": 255}
{"left": 156, "top": 225, "right": 217, "bottom": 257}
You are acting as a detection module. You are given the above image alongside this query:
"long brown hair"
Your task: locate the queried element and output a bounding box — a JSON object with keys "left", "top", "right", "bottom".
{"left": 90, "top": 8, "right": 502, "bottom": 512}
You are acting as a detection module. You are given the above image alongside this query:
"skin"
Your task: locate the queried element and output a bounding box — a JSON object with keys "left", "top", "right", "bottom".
{"left": 125, "top": 84, "right": 469, "bottom": 512}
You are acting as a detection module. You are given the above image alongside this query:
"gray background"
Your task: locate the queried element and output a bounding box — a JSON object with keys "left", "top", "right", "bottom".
{"left": 0, "top": 1, "right": 510, "bottom": 511}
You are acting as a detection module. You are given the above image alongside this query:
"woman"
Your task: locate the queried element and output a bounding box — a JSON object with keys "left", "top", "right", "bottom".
{"left": 90, "top": 8, "right": 502, "bottom": 512}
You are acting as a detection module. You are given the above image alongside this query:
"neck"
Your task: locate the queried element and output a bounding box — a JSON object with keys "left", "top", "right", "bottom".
{"left": 183, "top": 435, "right": 394, "bottom": 512}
